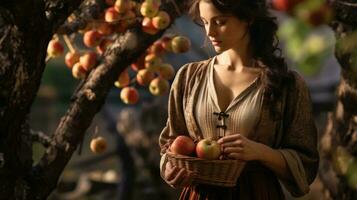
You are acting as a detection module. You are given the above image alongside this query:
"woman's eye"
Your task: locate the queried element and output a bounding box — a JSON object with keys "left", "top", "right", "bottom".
{"left": 215, "top": 20, "right": 226, "bottom": 25}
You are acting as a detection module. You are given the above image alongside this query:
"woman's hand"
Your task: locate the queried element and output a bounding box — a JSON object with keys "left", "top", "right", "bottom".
{"left": 163, "top": 161, "right": 196, "bottom": 188}
{"left": 217, "top": 133, "right": 264, "bottom": 161}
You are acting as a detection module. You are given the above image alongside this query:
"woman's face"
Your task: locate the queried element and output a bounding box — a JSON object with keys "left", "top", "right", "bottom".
{"left": 199, "top": 0, "right": 249, "bottom": 53}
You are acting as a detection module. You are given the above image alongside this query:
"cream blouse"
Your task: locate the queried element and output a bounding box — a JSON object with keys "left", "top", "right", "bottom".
{"left": 194, "top": 56, "right": 264, "bottom": 140}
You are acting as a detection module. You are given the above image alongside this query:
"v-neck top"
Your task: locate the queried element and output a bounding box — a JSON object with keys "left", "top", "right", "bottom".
{"left": 159, "top": 57, "right": 319, "bottom": 198}
{"left": 194, "top": 56, "right": 264, "bottom": 139}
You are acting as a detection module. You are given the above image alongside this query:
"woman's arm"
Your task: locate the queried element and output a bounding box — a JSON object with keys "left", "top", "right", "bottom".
{"left": 255, "top": 142, "right": 292, "bottom": 181}
{"left": 217, "top": 133, "right": 292, "bottom": 181}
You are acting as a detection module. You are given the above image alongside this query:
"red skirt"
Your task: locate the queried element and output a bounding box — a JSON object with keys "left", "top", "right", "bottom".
{"left": 179, "top": 162, "right": 286, "bottom": 200}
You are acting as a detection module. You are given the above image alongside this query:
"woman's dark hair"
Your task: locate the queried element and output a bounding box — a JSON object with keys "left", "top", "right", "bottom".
{"left": 189, "top": 0, "right": 292, "bottom": 119}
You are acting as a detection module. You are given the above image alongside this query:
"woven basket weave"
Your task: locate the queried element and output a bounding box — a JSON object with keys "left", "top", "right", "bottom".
{"left": 166, "top": 151, "right": 246, "bottom": 187}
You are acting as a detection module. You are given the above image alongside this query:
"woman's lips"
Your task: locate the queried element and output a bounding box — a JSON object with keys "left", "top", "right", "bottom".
{"left": 211, "top": 40, "right": 222, "bottom": 46}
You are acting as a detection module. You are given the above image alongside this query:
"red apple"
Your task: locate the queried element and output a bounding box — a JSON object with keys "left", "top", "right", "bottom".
{"left": 114, "top": 0, "right": 131, "bottom": 14}
{"left": 142, "top": 17, "right": 159, "bottom": 35}
{"left": 149, "top": 77, "right": 169, "bottom": 96}
{"left": 83, "top": 30, "right": 102, "bottom": 48}
{"left": 157, "top": 63, "right": 175, "bottom": 80}
{"left": 272, "top": 0, "right": 305, "bottom": 12}
{"left": 114, "top": 70, "right": 130, "bottom": 88}
{"left": 140, "top": 1, "right": 159, "bottom": 18}
{"left": 47, "top": 39, "right": 64, "bottom": 57}
{"left": 171, "top": 36, "right": 191, "bottom": 53}
{"left": 196, "top": 138, "right": 221, "bottom": 160}
{"left": 90, "top": 137, "right": 108, "bottom": 153}
{"left": 152, "top": 11, "right": 170, "bottom": 30}
{"left": 170, "top": 135, "right": 195, "bottom": 156}
{"left": 160, "top": 36, "right": 173, "bottom": 52}
{"left": 65, "top": 51, "right": 80, "bottom": 68}
{"left": 120, "top": 86, "right": 139, "bottom": 104}
{"left": 72, "top": 63, "right": 87, "bottom": 79}
{"left": 148, "top": 41, "right": 165, "bottom": 56}
{"left": 80, "top": 52, "right": 97, "bottom": 71}
{"left": 96, "top": 38, "right": 113, "bottom": 55}
{"left": 136, "top": 69, "right": 155, "bottom": 86}
{"left": 145, "top": 53, "right": 162, "bottom": 71}
{"left": 105, "top": 7, "right": 121, "bottom": 23}
{"left": 97, "top": 22, "right": 114, "bottom": 35}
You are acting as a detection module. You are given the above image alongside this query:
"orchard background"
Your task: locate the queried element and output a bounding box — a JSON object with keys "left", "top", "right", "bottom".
{"left": 0, "top": 0, "right": 356, "bottom": 199}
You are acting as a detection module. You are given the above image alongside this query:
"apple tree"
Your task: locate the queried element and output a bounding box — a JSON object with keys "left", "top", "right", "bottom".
{"left": 0, "top": 0, "right": 189, "bottom": 199}
{"left": 0, "top": 0, "right": 356, "bottom": 199}
{"left": 272, "top": 0, "right": 357, "bottom": 199}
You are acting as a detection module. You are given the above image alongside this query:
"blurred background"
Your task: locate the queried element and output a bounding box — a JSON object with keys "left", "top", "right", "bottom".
{"left": 33, "top": 5, "right": 343, "bottom": 200}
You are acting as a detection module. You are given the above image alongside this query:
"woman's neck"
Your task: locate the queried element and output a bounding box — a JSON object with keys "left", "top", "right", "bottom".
{"left": 217, "top": 48, "right": 254, "bottom": 72}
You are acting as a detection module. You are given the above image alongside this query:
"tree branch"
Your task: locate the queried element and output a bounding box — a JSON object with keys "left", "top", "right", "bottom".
{"left": 30, "top": 130, "right": 52, "bottom": 148}
{"left": 332, "top": 0, "right": 357, "bottom": 27}
{"left": 32, "top": 1, "right": 189, "bottom": 197}
{"left": 45, "top": 0, "right": 86, "bottom": 33}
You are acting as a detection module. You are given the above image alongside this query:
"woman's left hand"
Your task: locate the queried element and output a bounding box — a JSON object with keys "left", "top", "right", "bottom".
{"left": 217, "top": 132, "right": 263, "bottom": 161}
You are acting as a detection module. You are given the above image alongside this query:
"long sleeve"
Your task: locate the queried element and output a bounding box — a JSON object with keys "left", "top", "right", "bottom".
{"left": 158, "top": 64, "right": 191, "bottom": 181}
{"left": 277, "top": 72, "right": 319, "bottom": 197}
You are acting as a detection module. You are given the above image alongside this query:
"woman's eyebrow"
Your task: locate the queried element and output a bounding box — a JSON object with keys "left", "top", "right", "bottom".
{"left": 200, "top": 14, "right": 231, "bottom": 21}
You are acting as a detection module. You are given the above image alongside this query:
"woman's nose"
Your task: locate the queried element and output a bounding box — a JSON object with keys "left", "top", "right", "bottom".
{"left": 206, "top": 23, "right": 216, "bottom": 37}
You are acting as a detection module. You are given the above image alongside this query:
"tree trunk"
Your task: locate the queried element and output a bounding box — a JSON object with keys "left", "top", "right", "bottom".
{"left": 0, "top": 0, "right": 186, "bottom": 199}
{"left": 320, "top": 0, "right": 357, "bottom": 199}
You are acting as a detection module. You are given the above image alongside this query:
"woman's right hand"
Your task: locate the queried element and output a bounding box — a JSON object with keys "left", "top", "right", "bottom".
{"left": 164, "top": 161, "right": 196, "bottom": 188}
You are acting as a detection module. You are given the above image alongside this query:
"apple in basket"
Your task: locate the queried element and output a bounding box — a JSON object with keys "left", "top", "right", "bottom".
{"left": 170, "top": 135, "right": 195, "bottom": 156}
{"left": 196, "top": 138, "right": 221, "bottom": 160}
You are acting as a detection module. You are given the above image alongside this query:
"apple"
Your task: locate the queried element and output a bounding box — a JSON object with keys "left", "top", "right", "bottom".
{"left": 145, "top": 53, "right": 162, "bottom": 71}
{"left": 105, "top": 7, "right": 120, "bottom": 23}
{"left": 196, "top": 138, "right": 221, "bottom": 160}
{"left": 120, "top": 87, "right": 139, "bottom": 104}
{"left": 152, "top": 11, "right": 170, "bottom": 30}
{"left": 114, "top": 0, "right": 131, "bottom": 14}
{"left": 47, "top": 39, "right": 64, "bottom": 57}
{"left": 136, "top": 69, "right": 155, "bottom": 86}
{"left": 90, "top": 137, "right": 108, "bottom": 153}
{"left": 272, "top": 0, "right": 305, "bottom": 12}
{"left": 157, "top": 63, "right": 175, "bottom": 80}
{"left": 83, "top": 30, "right": 102, "bottom": 48}
{"left": 72, "top": 63, "right": 87, "bottom": 79}
{"left": 140, "top": 1, "right": 159, "bottom": 18}
{"left": 96, "top": 38, "right": 113, "bottom": 55}
{"left": 149, "top": 77, "right": 169, "bottom": 96}
{"left": 142, "top": 17, "right": 159, "bottom": 35}
{"left": 160, "top": 36, "right": 173, "bottom": 52}
{"left": 80, "top": 52, "right": 97, "bottom": 71}
{"left": 97, "top": 22, "right": 114, "bottom": 35}
{"left": 146, "top": 0, "right": 162, "bottom": 6}
{"left": 170, "top": 135, "right": 195, "bottom": 156}
{"left": 148, "top": 41, "right": 165, "bottom": 56}
{"left": 131, "top": 53, "right": 146, "bottom": 71}
{"left": 114, "top": 70, "right": 130, "bottom": 88}
{"left": 65, "top": 51, "right": 80, "bottom": 68}
{"left": 171, "top": 36, "right": 191, "bottom": 53}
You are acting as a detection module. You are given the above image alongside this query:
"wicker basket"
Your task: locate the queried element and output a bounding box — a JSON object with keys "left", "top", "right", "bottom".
{"left": 166, "top": 151, "right": 246, "bottom": 187}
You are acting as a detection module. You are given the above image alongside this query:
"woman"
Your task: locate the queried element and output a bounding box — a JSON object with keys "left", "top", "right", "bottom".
{"left": 159, "top": 0, "right": 319, "bottom": 199}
